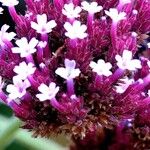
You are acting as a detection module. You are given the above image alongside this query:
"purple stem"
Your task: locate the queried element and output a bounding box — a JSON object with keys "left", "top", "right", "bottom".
{"left": 37, "top": 47, "right": 44, "bottom": 63}
{"left": 3, "top": 40, "right": 13, "bottom": 49}
{"left": 28, "top": 76, "right": 39, "bottom": 90}
{"left": 26, "top": 55, "right": 34, "bottom": 63}
{"left": 87, "top": 13, "right": 94, "bottom": 34}
{"left": 8, "top": 6, "right": 21, "bottom": 23}
{"left": 41, "top": 34, "right": 51, "bottom": 58}
{"left": 54, "top": 0, "right": 64, "bottom": 10}
{"left": 95, "top": 75, "right": 103, "bottom": 86}
{"left": 67, "top": 78, "right": 74, "bottom": 96}
{"left": 111, "top": 22, "right": 118, "bottom": 50}
{"left": 0, "top": 92, "right": 7, "bottom": 103}
{"left": 109, "top": 68, "right": 125, "bottom": 84}
{"left": 50, "top": 98, "right": 64, "bottom": 111}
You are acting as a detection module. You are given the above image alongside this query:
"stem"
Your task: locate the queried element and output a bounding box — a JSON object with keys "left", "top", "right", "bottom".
{"left": 67, "top": 78, "right": 74, "bottom": 96}
{"left": 87, "top": 13, "right": 94, "bottom": 34}
{"left": 95, "top": 75, "right": 103, "bottom": 86}
{"left": 8, "top": 6, "right": 20, "bottom": 23}
{"left": 111, "top": 22, "right": 118, "bottom": 50}
{"left": 0, "top": 92, "right": 7, "bottom": 103}
{"left": 26, "top": 54, "right": 34, "bottom": 63}
{"left": 50, "top": 98, "right": 64, "bottom": 111}
{"left": 37, "top": 47, "right": 44, "bottom": 63}
{"left": 41, "top": 34, "right": 51, "bottom": 58}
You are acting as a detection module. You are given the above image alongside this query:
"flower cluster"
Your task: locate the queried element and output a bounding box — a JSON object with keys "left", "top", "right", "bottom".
{"left": 0, "top": 0, "right": 150, "bottom": 149}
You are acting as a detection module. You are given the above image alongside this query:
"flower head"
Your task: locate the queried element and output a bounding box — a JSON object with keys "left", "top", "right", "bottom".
{"left": 64, "top": 21, "right": 87, "bottom": 39}
{"left": 0, "top": 24, "right": 16, "bottom": 47}
{"left": 81, "top": 1, "right": 103, "bottom": 14}
{"left": 12, "top": 37, "right": 38, "bottom": 57}
{"left": 55, "top": 59, "right": 81, "bottom": 80}
{"left": 0, "top": 0, "right": 19, "bottom": 7}
{"left": 13, "top": 62, "right": 36, "bottom": 80}
{"left": 31, "top": 14, "right": 57, "bottom": 34}
{"left": 90, "top": 59, "right": 112, "bottom": 77}
{"left": 115, "top": 77, "right": 134, "bottom": 93}
{"left": 62, "top": 3, "right": 82, "bottom": 19}
{"left": 0, "top": 7, "right": 3, "bottom": 14}
{"left": 6, "top": 77, "right": 31, "bottom": 99}
{"left": 105, "top": 8, "right": 126, "bottom": 23}
{"left": 115, "top": 50, "right": 142, "bottom": 71}
{"left": 36, "top": 82, "right": 59, "bottom": 101}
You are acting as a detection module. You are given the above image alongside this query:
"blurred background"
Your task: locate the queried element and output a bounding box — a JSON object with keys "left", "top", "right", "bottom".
{"left": 0, "top": 1, "right": 68, "bottom": 150}
{"left": 0, "top": 103, "right": 68, "bottom": 150}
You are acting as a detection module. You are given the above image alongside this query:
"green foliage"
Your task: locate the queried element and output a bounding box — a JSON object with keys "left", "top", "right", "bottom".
{"left": 0, "top": 103, "right": 66, "bottom": 150}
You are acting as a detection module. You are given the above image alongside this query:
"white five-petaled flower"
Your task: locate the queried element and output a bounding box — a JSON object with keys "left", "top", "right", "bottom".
{"left": 62, "top": 3, "right": 82, "bottom": 19}
{"left": 115, "top": 50, "right": 142, "bottom": 71}
{"left": 31, "top": 14, "right": 57, "bottom": 34}
{"left": 36, "top": 82, "right": 59, "bottom": 101}
{"left": 0, "top": 0, "right": 19, "bottom": 7}
{"left": 64, "top": 21, "right": 87, "bottom": 39}
{"left": 37, "top": 41, "right": 47, "bottom": 48}
{"left": 0, "top": 7, "right": 3, "bottom": 14}
{"left": 13, "top": 62, "right": 36, "bottom": 80}
{"left": 81, "top": 1, "right": 103, "bottom": 14}
{"left": 90, "top": 59, "right": 112, "bottom": 77}
{"left": 115, "top": 77, "right": 134, "bottom": 94}
{"left": 55, "top": 59, "right": 81, "bottom": 80}
{"left": 12, "top": 37, "right": 39, "bottom": 57}
{"left": 0, "top": 24, "right": 16, "bottom": 47}
{"left": 6, "top": 77, "right": 31, "bottom": 99}
{"left": 105, "top": 8, "right": 126, "bottom": 23}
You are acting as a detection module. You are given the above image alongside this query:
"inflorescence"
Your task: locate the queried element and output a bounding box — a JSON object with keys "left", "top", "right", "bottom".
{"left": 0, "top": 0, "right": 150, "bottom": 149}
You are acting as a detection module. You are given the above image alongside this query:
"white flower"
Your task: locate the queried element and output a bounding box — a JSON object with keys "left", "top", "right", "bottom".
{"left": 0, "top": 7, "right": 3, "bottom": 14}
{"left": 6, "top": 77, "right": 31, "bottom": 99}
{"left": 37, "top": 41, "right": 47, "bottom": 48}
{"left": 105, "top": 8, "right": 126, "bottom": 23}
{"left": 0, "top": 24, "right": 16, "bottom": 47}
{"left": 0, "top": 0, "right": 19, "bottom": 7}
{"left": 115, "top": 77, "right": 134, "bottom": 94}
{"left": 115, "top": 50, "right": 142, "bottom": 71}
{"left": 81, "top": 1, "right": 103, "bottom": 14}
{"left": 64, "top": 21, "right": 87, "bottom": 39}
{"left": 25, "top": 12, "right": 33, "bottom": 19}
{"left": 13, "top": 62, "right": 36, "bottom": 80}
{"left": 119, "top": 0, "right": 131, "bottom": 5}
{"left": 31, "top": 14, "right": 57, "bottom": 34}
{"left": 55, "top": 59, "right": 81, "bottom": 80}
{"left": 147, "top": 43, "right": 150, "bottom": 48}
{"left": 36, "top": 82, "right": 59, "bottom": 101}
{"left": 12, "top": 37, "right": 38, "bottom": 57}
{"left": 62, "top": 3, "right": 82, "bottom": 19}
{"left": 90, "top": 59, "right": 112, "bottom": 77}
